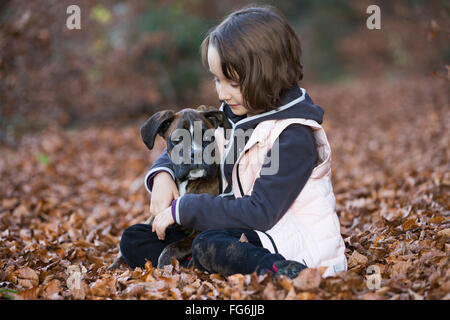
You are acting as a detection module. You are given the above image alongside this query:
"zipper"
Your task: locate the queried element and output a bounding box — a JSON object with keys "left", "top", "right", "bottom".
{"left": 234, "top": 141, "right": 258, "bottom": 197}
{"left": 219, "top": 121, "right": 236, "bottom": 197}
{"left": 218, "top": 88, "right": 306, "bottom": 197}
{"left": 236, "top": 162, "right": 244, "bottom": 197}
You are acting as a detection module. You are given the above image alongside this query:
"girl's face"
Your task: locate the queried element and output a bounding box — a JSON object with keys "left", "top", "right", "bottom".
{"left": 207, "top": 44, "right": 248, "bottom": 116}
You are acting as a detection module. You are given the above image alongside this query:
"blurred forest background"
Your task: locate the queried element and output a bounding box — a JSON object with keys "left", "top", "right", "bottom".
{"left": 0, "top": 0, "right": 448, "bottom": 143}
{"left": 1, "top": 1, "right": 449, "bottom": 300}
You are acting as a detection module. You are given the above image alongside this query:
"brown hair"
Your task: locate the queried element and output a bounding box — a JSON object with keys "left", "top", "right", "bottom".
{"left": 201, "top": 5, "right": 304, "bottom": 113}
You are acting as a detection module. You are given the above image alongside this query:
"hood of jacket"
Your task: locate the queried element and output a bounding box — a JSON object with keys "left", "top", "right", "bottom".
{"left": 220, "top": 85, "right": 324, "bottom": 130}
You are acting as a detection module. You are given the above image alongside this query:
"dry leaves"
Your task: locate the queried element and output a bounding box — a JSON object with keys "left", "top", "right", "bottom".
{"left": 293, "top": 269, "right": 322, "bottom": 291}
{"left": 0, "top": 76, "right": 449, "bottom": 300}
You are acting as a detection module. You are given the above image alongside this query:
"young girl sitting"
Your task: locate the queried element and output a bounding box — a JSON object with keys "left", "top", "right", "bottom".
{"left": 120, "top": 5, "right": 347, "bottom": 279}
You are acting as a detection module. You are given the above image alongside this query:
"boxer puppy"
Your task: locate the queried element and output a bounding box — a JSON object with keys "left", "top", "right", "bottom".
{"left": 107, "top": 105, "right": 230, "bottom": 270}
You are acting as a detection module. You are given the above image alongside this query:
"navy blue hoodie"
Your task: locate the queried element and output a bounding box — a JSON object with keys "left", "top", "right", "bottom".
{"left": 148, "top": 85, "right": 324, "bottom": 232}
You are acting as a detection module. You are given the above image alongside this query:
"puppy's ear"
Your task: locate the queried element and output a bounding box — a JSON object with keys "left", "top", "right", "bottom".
{"left": 140, "top": 110, "right": 175, "bottom": 150}
{"left": 200, "top": 110, "right": 232, "bottom": 129}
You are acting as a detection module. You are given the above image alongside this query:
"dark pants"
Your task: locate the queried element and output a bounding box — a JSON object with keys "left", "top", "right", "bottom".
{"left": 191, "top": 228, "right": 285, "bottom": 276}
{"left": 119, "top": 224, "right": 188, "bottom": 268}
{"left": 120, "top": 225, "right": 285, "bottom": 276}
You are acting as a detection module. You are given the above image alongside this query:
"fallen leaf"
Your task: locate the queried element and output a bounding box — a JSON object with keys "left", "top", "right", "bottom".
{"left": 402, "top": 219, "right": 419, "bottom": 231}
{"left": 293, "top": 268, "right": 321, "bottom": 291}
{"left": 297, "top": 292, "right": 316, "bottom": 300}
{"left": 390, "top": 260, "right": 411, "bottom": 279}
{"left": 436, "top": 228, "right": 450, "bottom": 239}
{"left": 89, "top": 278, "right": 116, "bottom": 297}
{"left": 18, "top": 287, "right": 39, "bottom": 300}
{"left": 44, "top": 279, "right": 62, "bottom": 299}
{"left": 348, "top": 250, "right": 368, "bottom": 268}
{"left": 263, "top": 282, "right": 277, "bottom": 300}
{"left": 10, "top": 267, "right": 39, "bottom": 289}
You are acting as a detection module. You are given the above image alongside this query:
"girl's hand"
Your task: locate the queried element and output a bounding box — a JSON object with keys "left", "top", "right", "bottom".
{"left": 152, "top": 206, "right": 174, "bottom": 241}
{"left": 150, "top": 171, "right": 180, "bottom": 217}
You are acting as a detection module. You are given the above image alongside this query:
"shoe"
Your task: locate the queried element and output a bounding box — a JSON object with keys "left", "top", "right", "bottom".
{"left": 271, "top": 260, "right": 307, "bottom": 279}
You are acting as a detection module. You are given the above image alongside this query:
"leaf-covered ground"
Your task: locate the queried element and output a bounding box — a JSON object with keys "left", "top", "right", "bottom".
{"left": 0, "top": 76, "right": 448, "bottom": 300}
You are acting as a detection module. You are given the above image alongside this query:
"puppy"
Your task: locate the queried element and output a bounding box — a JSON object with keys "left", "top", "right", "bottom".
{"left": 107, "top": 105, "right": 230, "bottom": 270}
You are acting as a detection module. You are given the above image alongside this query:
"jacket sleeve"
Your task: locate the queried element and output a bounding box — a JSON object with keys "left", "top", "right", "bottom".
{"left": 172, "top": 124, "right": 318, "bottom": 231}
{"left": 144, "top": 148, "right": 175, "bottom": 194}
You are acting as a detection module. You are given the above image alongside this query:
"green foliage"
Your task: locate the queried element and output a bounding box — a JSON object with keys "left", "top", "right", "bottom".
{"left": 131, "top": 0, "right": 365, "bottom": 93}
{"left": 0, "top": 288, "right": 18, "bottom": 300}
{"left": 90, "top": 4, "right": 113, "bottom": 25}
{"left": 38, "top": 153, "right": 50, "bottom": 166}
{"left": 134, "top": 0, "right": 212, "bottom": 103}
{"left": 277, "top": 0, "right": 360, "bottom": 82}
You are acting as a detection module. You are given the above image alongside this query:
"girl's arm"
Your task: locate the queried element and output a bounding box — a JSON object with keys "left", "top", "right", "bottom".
{"left": 144, "top": 148, "right": 175, "bottom": 194}
{"left": 145, "top": 148, "right": 180, "bottom": 219}
{"left": 172, "top": 124, "right": 318, "bottom": 231}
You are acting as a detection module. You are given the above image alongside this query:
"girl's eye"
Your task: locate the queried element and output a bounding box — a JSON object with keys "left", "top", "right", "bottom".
{"left": 212, "top": 76, "right": 238, "bottom": 88}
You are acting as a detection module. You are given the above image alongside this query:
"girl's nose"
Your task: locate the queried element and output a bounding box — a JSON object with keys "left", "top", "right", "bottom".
{"left": 217, "top": 85, "right": 231, "bottom": 101}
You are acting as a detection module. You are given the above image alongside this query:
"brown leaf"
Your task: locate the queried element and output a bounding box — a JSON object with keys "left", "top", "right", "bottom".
{"left": 390, "top": 260, "right": 411, "bottom": 279}
{"left": 43, "top": 279, "right": 62, "bottom": 299}
{"left": 429, "top": 216, "right": 446, "bottom": 224}
{"left": 277, "top": 276, "right": 293, "bottom": 291}
{"left": 285, "top": 287, "right": 297, "bottom": 300}
{"left": 297, "top": 292, "right": 316, "bottom": 300}
{"left": 1, "top": 198, "right": 18, "bottom": 210}
{"left": 123, "top": 283, "right": 146, "bottom": 297}
{"left": 402, "top": 219, "right": 419, "bottom": 231}
{"left": 144, "top": 280, "right": 167, "bottom": 291}
{"left": 227, "top": 274, "right": 245, "bottom": 289}
{"left": 293, "top": 268, "right": 321, "bottom": 291}
{"left": 169, "top": 287, "right": 182, "bottom": 300}
{"left": 181, "top": 285, "right": 196, "bottom": 299}
{"left": 144, "top": 261, "right": 153, "bottom": 272}
{"left": 89, "top": 278, "right": 116, "bottom": 297}
{"left": 436, "top": 228, "right": 450, "bottom": 239}
{"left": 18, "top": 287, "right": 39, "bottom": 300}
{"left": 163, "top": 264, "right": 173, "bottom": 277}
{"left": 11, "top": 267, "right": 39, "bottom": 289}
{"left": 159, "top": 276, "right": 177, "bottom": 289}
{"left": 262, "top": 282, "right": 277, "bottom": 300}
{"left": 348, "top": 250, "right": 368, "bottom": 268}
{"left": 230, "top": 289, "right": 241, "bottom": 299}
{"left": 361, "top": 292, "right": 386, "bottom": 300}
{"left": 209, "top": 273, "right": 225, "bottom": 283}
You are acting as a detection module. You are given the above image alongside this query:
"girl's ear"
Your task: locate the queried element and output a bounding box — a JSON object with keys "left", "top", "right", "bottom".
{"left": 140, "top": 110, "right": 175, "bottom": 150}
{"left": 200, "top": 110, "right": 232, "bottom": 129}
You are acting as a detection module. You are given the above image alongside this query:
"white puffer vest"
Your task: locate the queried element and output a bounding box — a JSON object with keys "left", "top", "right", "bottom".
{"left": 215, "top": 118, "right": 347, "bottom": 277}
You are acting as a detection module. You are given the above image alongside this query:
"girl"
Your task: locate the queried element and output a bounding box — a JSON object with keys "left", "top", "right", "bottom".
{"left": 120, "top": 5, "right": 347, "bottom": 279}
